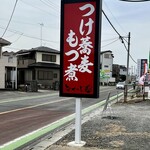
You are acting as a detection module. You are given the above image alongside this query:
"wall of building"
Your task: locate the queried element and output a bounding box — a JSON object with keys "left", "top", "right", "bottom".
{"left": 34, "top": 68, "right": 59, "bottom": 89}
{"left": 100, "top": 52, "right": 114, "bottom": 85}
{"left": 0, "top": 56, "right": 17, "bottom": 89}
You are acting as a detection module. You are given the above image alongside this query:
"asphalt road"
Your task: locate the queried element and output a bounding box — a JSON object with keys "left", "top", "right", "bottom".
{"left": 0, "top": 86, "right": 122, "bottom": 148}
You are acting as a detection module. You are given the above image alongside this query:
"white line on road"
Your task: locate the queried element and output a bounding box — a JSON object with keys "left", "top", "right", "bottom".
{"left": 0, "top": 97, "right": 73, "bottom": 115}
{"left": 0, "top": 93, "right": 58, "bottom": 104}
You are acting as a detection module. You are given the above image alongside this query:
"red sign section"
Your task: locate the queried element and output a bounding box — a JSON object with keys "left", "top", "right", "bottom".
{"left": 60, "top": 0, "right": 101, "bottom": 98}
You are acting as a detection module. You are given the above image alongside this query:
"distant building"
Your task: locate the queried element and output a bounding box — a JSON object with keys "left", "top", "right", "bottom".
{"left": 16, "top": 46, "right": 60, "bottom": 90}
{"left": 100, "top": 50, "right": 114, "bottom": 85}
{"left": 112, "top": 64, "right": 120, "bottom": 82}
{"left": 0, "top": 38, "right": 17, "bottom": 89}
{"left": 112, "top": 64, "right": 127, "bottom": 82}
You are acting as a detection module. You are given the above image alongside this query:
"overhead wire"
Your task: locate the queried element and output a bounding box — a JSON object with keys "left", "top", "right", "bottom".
{"left": 20, "top": 0, "right": 59, "bottom": 17}
{"left": 103, "top": 1, "right": 127, "bottom": 34}
{"left": 0, "top": 25, "right": 59, "bottom": 44}
{"left": 122, "top": 37, "right": 137, "bottom": 64}
{"left": 1, "top": 0, "right": 19, "bottom": 38}
{"left": 39, "top": 0, "right": 60, "bottom": 13}
{"left": 102, "top": 10, "right": 137, "bottom": 64}
{"left": 102, "top": 37, "right": 119, "bottom": 42}
{"left": 102, "top": 10, "right": 121, "bottom": 38}
{"left": 101, "top": 38, "right": 120, "bottom": 48}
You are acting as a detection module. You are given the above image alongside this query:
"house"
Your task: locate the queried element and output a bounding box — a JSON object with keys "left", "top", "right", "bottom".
{"left": 16, "top": 46, "right": 60, "bottom": 90}
{"left": 0, "top": 38, "right": 17, "bottom": 90}
{"left": 112, "top": 64, "right": 127, "bottom": 82}
{"left": 100, "top": 50, "right": 115, "bottom": 85}
{"left": 112, "top": 64, "right": 120, "bottom": 82}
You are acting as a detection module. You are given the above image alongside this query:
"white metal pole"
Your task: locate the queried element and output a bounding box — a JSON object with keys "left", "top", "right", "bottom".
{"left": 75, "top": 98, "right": 82, "bottom": 144}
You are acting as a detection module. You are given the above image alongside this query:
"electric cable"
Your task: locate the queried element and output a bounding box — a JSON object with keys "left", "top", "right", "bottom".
{"left": 102, "top": 10, "right": 121, "bottom": 37}
{"left": 103, "top": 1, "right": 127, "bottom": 34}
{"left": 20, "top": 0, "right": 59, "bottom": 17}
{"left": 102, "top": 37, "right": 119, "bottom": 42}
{"left": 0, "top": 25, "right": 59, "bottom": 44}
{"left": 1, "top": 0, "right": 19, "bottom": 38}
{"left": 39, "top": 0, "right": 60, "bottom": 13}
{"left": 101, "top": 38, "right": 119, "bottom": 48}
{"left": 103, "top": 10, "right": 137, "bottom": 64}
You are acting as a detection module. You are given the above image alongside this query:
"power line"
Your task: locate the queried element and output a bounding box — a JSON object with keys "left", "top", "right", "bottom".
{"left": 1, "top": 0, "right": 19, "bottom": 38}
{"left": 20, "top": 0, "right": 59, "bottom": 17}
{"left": 122, "top": 37, "right": 137, "bottom": 64}
{"left": 102, "top": 10, "right": 121, "bottom": 37}
{"left": 102, "top": 10, "right": 137, "bottom": 64}
{"left": 102, "top": 37, "right": 119, "bottom": 42}
{"left": 103, "top": 1, "right": 127, "bottom": 34}
{"left": 0, "top": 25, "right": 59, "bottom": 44}
{"left": 39, "top": 0, "right": 60, "bottom": 13}
{"left": 101, "top": 38, "right": 119, "bottom": 48}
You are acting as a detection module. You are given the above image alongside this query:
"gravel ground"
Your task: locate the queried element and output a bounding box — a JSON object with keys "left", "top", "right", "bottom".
{"left": 47, "top": 98, "right": 150, "bottom": 150}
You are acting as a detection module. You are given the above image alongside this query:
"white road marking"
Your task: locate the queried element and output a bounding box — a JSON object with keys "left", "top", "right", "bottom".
{"left": 0, "top": 97, "right": 72, "bottom": 115}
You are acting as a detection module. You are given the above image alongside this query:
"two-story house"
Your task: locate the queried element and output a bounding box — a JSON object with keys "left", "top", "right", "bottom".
{"left": 16, "top": 46, "right": 60, "bottom": 89}
{"left": 0, "top": 38, "right": 17, "bottom": 90}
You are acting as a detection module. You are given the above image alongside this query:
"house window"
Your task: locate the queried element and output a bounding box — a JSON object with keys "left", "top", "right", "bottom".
{"left": 38, "top": 71, "right": 53, "bottom": 80}
{"left": 100, "top": 63, "right": 102, "bottom": 69}
{"left": 42, "top": 54, "right": 56, "bottom": 62}
{"left": 104, "top": 54, "right": 109, "bottom": 58}
{"left": 104, "top": 65, "right": 108, "bottom": 68}
{"left": 54, "top": 73, "right": 57, "bottom": 78}
{"left": 8, "top": 56, "right": 13, "bottom": 63}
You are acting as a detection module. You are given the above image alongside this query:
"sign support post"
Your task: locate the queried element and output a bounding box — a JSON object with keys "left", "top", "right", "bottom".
{"left": 68, "top": 98, "right": 86, "bottom": 146}
{"left": 75, "top": 98, "right": 82, "bottom": 144}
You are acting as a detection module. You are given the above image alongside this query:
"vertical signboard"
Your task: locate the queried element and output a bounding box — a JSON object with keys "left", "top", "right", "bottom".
{"left": 140, "top": 59, "right": 147, "bottom": 77}
{"left": 60, "top": 0, "right": 101, "bottom": 98}
{"left": 137, "top": 59, "right": 148, "bottom": 78}
{"left": 137, "top": 59, "right": 141, "bottom": 78}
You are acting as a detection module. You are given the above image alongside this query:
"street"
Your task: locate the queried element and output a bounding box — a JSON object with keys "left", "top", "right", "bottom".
{"left": 0, "top": 86, "right": 121, "bottom": 148}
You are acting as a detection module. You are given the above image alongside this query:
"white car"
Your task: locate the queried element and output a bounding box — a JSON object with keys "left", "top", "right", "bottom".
{"left": 116, "top": 82, "right": 125, "bottom": 89}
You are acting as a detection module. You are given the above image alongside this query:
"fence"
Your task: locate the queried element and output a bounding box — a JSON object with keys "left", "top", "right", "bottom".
{"left": 124, "top": 83, "right": 150, "bottom": 101}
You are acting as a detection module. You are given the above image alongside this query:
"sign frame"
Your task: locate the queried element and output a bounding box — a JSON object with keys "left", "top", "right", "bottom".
{"left": 59, "top": 0, "right": 101, "bottom": 98}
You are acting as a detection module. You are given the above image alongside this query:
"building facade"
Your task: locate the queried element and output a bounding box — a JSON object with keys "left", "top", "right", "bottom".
{"left": 0, "top": 38, "right": 17, "bottom": 89}
{"left": 100, "top": 50, "right": 114, "bottom": 85}
{"left": 17, "top": 46, "right": 60, "bottom": 90}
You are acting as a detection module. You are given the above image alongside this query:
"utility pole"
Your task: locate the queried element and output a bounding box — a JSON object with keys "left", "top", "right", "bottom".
{"left": 39, "top": 23, "right": 44, "bottom": 46}
{"left": 124, "top": 32, "right": 131, "bottom": 102}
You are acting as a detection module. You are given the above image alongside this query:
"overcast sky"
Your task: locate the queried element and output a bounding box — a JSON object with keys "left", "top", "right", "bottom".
{"left": 1, "top": 0, "right": 150, "bottom": 70}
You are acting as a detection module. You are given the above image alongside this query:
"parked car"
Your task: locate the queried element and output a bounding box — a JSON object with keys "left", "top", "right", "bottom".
{"left": 116, "top": 82, "right": 125, "bottom": 89}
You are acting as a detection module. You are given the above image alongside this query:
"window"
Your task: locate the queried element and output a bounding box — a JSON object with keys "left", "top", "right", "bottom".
{"left": 104, "top": 65, "right": 108, "bottom": 68}
{"left": 104, "top": 54, "right": 109, "bottom": 58}
{"left": 100, "top": 63, "right": 102, "bottom": 69}
{"left": 54, "top": 73, "right": 57, "bottom": 78}
{"left": 8, "top": 56, "right": 13, "bottom": 63}
{"left": 38, "top": 71, "right": 53, "bottom": 80}
{"left": 42, "top": 54, "right": 56, "bottom": 62}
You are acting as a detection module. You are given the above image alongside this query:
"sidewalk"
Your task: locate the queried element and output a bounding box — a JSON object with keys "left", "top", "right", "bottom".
{"left": 35, "top": 97, "right": 150, "bottom": 150}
